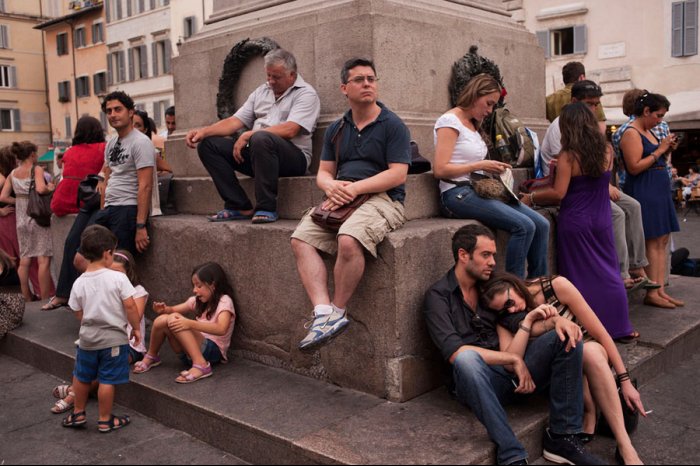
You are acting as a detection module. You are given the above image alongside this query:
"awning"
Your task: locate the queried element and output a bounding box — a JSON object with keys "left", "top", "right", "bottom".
{"left": 38, "top": 149, "right": 54, "bottom": 163}
{"left": 603, "top": 90, "right": 700, "bottom": 128}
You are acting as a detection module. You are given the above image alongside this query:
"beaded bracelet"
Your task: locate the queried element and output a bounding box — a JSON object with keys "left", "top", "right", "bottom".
{"left": 616, "top": 371, "right": 631, "bottom": 384}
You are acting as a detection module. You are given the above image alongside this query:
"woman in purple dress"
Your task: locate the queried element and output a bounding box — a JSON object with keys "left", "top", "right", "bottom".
{"left": 522, "top": 102, "right": 637, "bottom": 341}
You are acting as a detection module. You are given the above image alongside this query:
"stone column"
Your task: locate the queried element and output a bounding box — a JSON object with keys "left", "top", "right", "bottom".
{"left": 169, "top": 0, "right": 546, "bottom": 177}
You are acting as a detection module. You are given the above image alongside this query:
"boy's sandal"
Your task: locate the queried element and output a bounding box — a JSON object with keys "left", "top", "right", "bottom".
{"left": 62, "top": 411, "right": 87, "bottom": 428}
{"left": 52, "top": 384, "right": 71, "bottom": 399}
{"left": 624, "top": 277, "right": 647, "bottom": 292}
{"left": 175, "top": 362, "right": 213, "bottom": 384}
{"left": 97, "top": 414, "right": 131, "bottom": 433}
{"left": 51, "top": 397, "right": 74, "bottom": 414}
{"left": 133, "top": 353, "right": 162, "bottom": 374}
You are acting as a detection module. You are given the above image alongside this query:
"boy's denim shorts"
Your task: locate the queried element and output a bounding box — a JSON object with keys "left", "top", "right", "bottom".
{"left": 74, "top": 344, "right": 130, "bottom": 385}
{"left": 178, "top": 339, "right": 223, "bottom": 367}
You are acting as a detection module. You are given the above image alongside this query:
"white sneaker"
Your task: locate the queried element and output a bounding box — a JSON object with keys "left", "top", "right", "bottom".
{"left": 298, "top": 308, "right": 350, "bottom": 351}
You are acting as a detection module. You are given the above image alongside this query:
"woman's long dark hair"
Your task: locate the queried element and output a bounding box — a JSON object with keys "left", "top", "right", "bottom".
{"left": 72, "top": 116, "right": 106, "bottom": 145}
{"left": 134, "top": 110, "right": 155, "bottom": 140}
{"left": 480, "top": 272, "right": 538, "bottom": 313}
{"left": 0, "top": 145, "right": 16, "bottom": 177}
{"left": 192, "top": 262, "right": 234, "bottom": 320}
{"left": 559, "top": 102, "right": 608, "bottom": 178}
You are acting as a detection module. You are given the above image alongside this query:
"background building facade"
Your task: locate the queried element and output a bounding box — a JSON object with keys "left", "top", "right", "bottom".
{"left": 36, "top": 1, "right": 107, "bottom": 148}
{"left": 104, "top": 0, "right": 211, "bottom": 133}
{"left": 511, "top": 0, "right": 700, "bottom": 172}
{"left": 0, "top": 0, "right": 62, "bottom": 154}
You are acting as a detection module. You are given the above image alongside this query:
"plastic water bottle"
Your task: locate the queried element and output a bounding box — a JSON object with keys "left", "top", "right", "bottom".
{"left": 495, "top": 134, "right": 514, "bottom": 164}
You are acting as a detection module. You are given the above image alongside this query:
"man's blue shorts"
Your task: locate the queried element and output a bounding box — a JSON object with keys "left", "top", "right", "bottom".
{"left": 74, "top": 345, "right": 130, "bottom": 385}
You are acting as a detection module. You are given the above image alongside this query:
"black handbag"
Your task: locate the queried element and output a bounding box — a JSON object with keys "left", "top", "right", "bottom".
{"left": 27, "top": 166, "right": 52, "bottom": 228}
{"left": 596, "top": 378, "right": 639, "bottom": 437}
{"left": 408, "top": 140, "right": 432, "bottom": 174}
{"left": 76, "top": 174, "right": 103, "bottom": 213}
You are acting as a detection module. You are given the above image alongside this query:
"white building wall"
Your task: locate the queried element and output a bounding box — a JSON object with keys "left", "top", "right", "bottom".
{"left": 106, "top": 0, "right": 173, "bottom": 132}
{"left": 517, "top": 0, "right": 700, "bottom": 126}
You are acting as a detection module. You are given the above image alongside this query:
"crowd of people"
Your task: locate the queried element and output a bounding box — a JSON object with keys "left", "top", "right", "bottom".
{"left": 0, "top": 49, "right": 686, "bottom": 465}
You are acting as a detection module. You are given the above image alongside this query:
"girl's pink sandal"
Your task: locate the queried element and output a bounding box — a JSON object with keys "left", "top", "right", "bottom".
{"left": 175, "top": 363, "right": 213, "bottom": 384}
{"left": 133, "top": 354, "right": 162, "bottom": 374}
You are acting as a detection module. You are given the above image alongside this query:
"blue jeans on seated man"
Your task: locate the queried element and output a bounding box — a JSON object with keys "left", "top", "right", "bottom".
{"left": 453, "top": 331, "right": 584, "bottom": 465}
{"left": 441, "top": 185, "right": 550, "bottom": 279}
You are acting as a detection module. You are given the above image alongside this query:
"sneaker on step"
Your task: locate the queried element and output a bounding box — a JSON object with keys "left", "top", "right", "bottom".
{"left": 298, "top": 307, "right": 350, "bottom": 351}
{"left": 542, "top": 428, "right": 606, "bottom": 465}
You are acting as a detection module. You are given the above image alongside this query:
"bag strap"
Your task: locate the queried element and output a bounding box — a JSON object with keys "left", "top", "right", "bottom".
{"left": 29, "top": 165, "right": 37, "bottom": 193}
{"left": 332, "top": 118, "right": 346, "bottom": 166}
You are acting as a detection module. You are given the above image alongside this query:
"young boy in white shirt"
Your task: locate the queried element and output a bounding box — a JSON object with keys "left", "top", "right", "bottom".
{"left": 62, "top": 225, "right": 141, "bottom": 433}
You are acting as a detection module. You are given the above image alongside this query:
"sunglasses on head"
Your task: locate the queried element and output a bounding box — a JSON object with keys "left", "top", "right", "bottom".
{"left": 499, "top": 287, "right": 516, "bottom": 314}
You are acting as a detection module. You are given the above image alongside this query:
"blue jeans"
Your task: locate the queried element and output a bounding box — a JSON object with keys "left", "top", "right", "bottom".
{"left": 453, "top": 331, "right": 584, "bottom": 464}
{"left": 441, "top": 185, "right": 550, "bottom": 278}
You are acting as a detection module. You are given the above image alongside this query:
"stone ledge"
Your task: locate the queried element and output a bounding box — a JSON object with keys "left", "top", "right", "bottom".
{"left": 4, "top": 276, "right": 699, "bottom": 464}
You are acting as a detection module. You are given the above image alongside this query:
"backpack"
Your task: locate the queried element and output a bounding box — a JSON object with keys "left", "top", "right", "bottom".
{"left": 671, "top": 248, "right": 700, "bottom": 277}
{"left": 486, "top": 106, "right": 537, "bottom": 168}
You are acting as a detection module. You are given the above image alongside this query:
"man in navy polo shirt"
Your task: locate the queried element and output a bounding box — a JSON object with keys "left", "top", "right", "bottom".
{"left": 291, "top": 57, "right": 411, "bottom": 351}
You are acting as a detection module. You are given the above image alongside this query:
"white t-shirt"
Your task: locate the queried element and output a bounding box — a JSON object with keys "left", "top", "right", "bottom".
{"left": 433, "top": 112, "right": 488, "bottom": 193}
{"left": 69, "top": 268, "right": 136, "bottom": 351}
{"left": 127, "top": 285, "right": 149, "bottom": 354}
{"left": 539, "top": 117, "right": 562, "bottom": 177}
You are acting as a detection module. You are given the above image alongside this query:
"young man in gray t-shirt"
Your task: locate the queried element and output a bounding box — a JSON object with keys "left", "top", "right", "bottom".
{"left": 43, "top": 91, "right": 155, "bottom": 311}
{"left": 98, "top": 91, "right": 156, "bottom": 253}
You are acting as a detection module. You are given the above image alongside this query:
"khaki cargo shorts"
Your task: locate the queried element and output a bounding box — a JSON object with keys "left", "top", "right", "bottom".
{"left": 291, "top": 192, "right": 407, "bottom": 258}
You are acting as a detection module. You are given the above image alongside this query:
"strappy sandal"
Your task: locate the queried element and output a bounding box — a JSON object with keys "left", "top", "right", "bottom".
{"left": 51, "top": 394, "right": 74, "bottom": 414}
{"left": 62, "top": 411, "right": 87, "bottom": 428}
{"left": 98, "top": 414, "right": 131, "bottom": 433}
{"left": 175, "top": 362, "right": 213, "bottom": 384}
{"left": 133, "top": 353, "right": 162, "bottom": 374}
{"left": 52, "top": 384, "right": 71, "bottom": 399}
{"left": 615, "top": 331, "right": 641, "bottom": 344}
{"left": 42, "top": 297, "right": 68, "bottom": 311}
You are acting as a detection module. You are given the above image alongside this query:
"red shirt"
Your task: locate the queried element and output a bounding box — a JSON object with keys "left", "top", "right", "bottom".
{"left": 51, "top": 143, "right": 106, "bottom": 217}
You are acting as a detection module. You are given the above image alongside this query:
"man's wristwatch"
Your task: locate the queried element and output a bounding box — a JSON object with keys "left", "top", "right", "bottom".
{"left": 136, "top": 223, "right": 147, "bottom": 230}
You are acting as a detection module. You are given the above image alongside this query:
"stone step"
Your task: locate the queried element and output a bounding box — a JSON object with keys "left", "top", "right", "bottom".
{"left": 167, "top": 170, "right": 534, "bottom": 220}
{"left": 3, "top": 279, "right": 699, "bottom": 464}
{"left": 49, "top": 208, "right": 557, "bottom": 403}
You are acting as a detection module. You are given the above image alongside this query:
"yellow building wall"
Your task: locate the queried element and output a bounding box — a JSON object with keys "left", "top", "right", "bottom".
{"left": 0, "top": 6, "right": 51, "bottom": 153}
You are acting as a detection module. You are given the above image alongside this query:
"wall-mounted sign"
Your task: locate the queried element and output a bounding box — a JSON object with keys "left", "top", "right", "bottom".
{"left": 599, "top": 42, "right": 626, "bottom": 60}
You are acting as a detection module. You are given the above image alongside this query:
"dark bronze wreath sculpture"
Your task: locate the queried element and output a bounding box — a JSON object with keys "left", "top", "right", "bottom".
{"left": 448, "top": 45, "right": 505, "bottom": 108}
{"left": 216, "top": 37, "right": 281, "bottom": 120}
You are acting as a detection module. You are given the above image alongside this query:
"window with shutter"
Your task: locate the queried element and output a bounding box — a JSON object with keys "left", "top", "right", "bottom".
{"left": 536, "top": 30, "right": 550, "bottom": 59}
{"left": 94, "top": 72, "right": 107, "bottom": 95}
{"left": 573, "top": 25, "right": 587, "bottom": 54}
{"left": 59, "top": 81, "right": 71, "bottom": 102}
{"left": 76, "top": 77, "right": 90, "bottom": 98}
{"left": 0, "top": 65, "right": 11, "bottom": 88}
{"left": 685, "top": 0, "right": 698, "bottom": 56}
{"left": 0, "top": 109, "right": 12, "bottom": 130}
{"left": 93, "top": 23, "right": 104, "bottom": 44}
{"left": 12, "top": 109, "right": 20, "bottom": 132}
{"left": 118, "top": 51, "right": 126, "bottom": 82}
{"left": 140, "top": 45, "right": 149, "bottom": 78}
{"left": 0, "top": 25, "right": 8, "bottom": 49}
{"left": 65, "top": 116, "right": 73, "bottom": 139}
{"left": 673, "top": 2, "right": 685, "bottom": 57}
{"left": 57, "top": 33, "right": 69, "bottom": 56}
